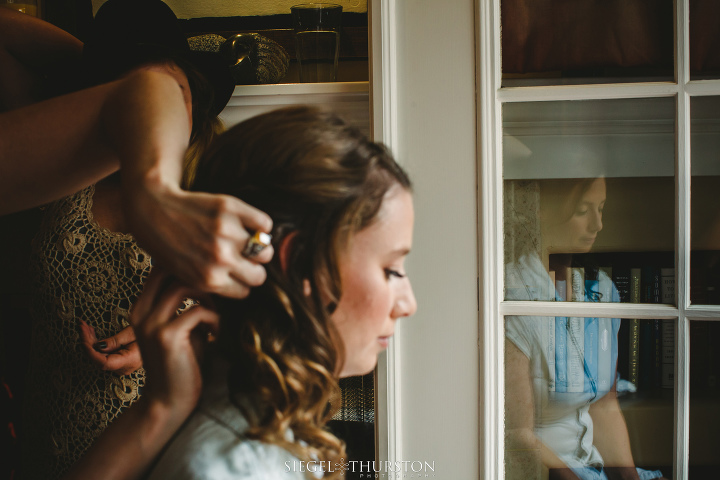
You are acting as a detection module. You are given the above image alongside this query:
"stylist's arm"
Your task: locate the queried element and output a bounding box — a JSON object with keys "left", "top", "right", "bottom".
{"left": 103, "top": 70, "right": 274, "bottom": 298}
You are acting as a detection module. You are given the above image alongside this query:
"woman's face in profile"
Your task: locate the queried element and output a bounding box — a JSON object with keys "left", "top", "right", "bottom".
{"left": 544, "top": 177, "right": 606, "bottom": 254}
{"left": 330, "top": 186, "right": 417, "bottom": 378}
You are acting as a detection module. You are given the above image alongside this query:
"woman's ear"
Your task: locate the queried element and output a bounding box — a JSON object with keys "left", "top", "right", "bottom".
{"left": 279, "top": 231, "right": 312, "bottom": 296}
{"left": 278, "top": 231, "right": 299, "bottom": 275}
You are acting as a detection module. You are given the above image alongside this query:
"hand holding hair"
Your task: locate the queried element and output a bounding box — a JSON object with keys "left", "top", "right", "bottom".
{"left": 129, "top": 269, "right": 220, "bottom": 410}
{"left": 122, "top": 180, "right": 275, "bottom": 299}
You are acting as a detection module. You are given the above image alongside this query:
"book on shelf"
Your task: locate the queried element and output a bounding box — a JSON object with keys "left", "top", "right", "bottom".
{"left": 570, "top": 267, "right": 584, "bottom": 303}
{"left": 639, "top": 319, "right": 655, "bottom": 389}
{"left": 641, "top": 265, "right": 658, "bottom": 303}
{"left": 584, "top": 270, "right": 599, "bottom": 394}
{"left": 661, "top": 267, "right": 675, "bottom": 389}
{"left": 628, "top": 267, "right": 642, "bottom": 387}
{"left": 613, "top": 267, "right": 631, "bottom": 303}
{"left": 638, "top": 266, "right": 663, "bottom": 389}
{"left": 613, "top": 267, "right": 631, "bottom": 380}
{"left": 567, "top": 267, "right": 585, "bottom": 393}
{"left": 543, "top": 316, "right": 556, "bottom": 392}
{"left": 597, "top": 266, "right": 614, "bottom": 393}
{"left": 544, "top": 268, "right": 557, "bottom": 391}
{"left": 653, "top": 319, "right": 662, "bottom": 388}
{"left": 598, "top": 266, "right": 613, "bottom": 303}
{"left": 555, "top": 279, "right": 568, "bottom": 393}
{"left": 650, "top": 267, "right": 663, "bottom": 388}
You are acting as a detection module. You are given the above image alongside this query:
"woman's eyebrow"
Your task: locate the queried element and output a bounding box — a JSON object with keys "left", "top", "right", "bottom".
{"left": 389, "top": 247, "right": 411, "bottom": 257}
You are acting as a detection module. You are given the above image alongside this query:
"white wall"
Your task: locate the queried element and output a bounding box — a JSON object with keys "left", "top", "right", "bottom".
{"left": 390, "top": 0, "right": 480, "bottom": 478}
{"left": 92, "top": 0, "right": 367, "bottom": 18}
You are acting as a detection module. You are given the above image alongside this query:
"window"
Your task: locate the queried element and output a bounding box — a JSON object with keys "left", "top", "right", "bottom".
{"left": 479, "top": 1, "right": 720, "bottom": 478}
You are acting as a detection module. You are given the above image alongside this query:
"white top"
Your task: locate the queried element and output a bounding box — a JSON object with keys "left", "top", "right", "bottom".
{"left": 146, "top": 358, "right": 319, "bottom": 480}
{"left": 504, "top": 254, "right": 620, "bottom": 470}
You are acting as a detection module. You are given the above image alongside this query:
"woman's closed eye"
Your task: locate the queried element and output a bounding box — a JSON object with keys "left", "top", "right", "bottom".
{"left": 384, "top": 268, "right": 406, "bottom": 279}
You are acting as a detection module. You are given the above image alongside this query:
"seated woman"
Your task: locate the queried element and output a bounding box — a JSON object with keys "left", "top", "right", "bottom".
{"left": 68, "top": 105, "right": 417, "bottom": 479}
{"left": 503, "top": 178, "right": 667, "bottom": 480}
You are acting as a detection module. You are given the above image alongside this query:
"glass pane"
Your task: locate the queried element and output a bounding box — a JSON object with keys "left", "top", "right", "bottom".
{"left": 690, "top": 96, "right": 720, "bottom": 305}
{"left": 690, "top": 1, "right": 720, "bottom": 80}
{"left": 500, "top": 0, "right": 674, "bottom": 87}
{"left": 505, "top": 316, "right": 673, "bottom": 479}
{"left": 689, "top": 320, "right": 720, "bottom": 477}
{"left": 503, "top": 98, "right": 676, "bottom": 303}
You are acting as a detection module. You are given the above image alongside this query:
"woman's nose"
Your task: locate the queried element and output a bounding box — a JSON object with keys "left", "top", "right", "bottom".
{"left": 589, "top": 210, "right": 603, "bottom": 232}
{"left": 392, "top": 280, "right": 418, "bottom": 319}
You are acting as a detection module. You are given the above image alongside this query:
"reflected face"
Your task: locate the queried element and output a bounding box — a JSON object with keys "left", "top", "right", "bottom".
{"left": 544, "top": 178, "right": 606, "bottom": 253}
{"left": 331, "top": 186, "right": 417, "bottom": 378}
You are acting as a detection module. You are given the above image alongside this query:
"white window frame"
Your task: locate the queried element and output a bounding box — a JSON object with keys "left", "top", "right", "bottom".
{"left": 478, "top": 0, "right": 720, "bottom": 478}
{"left": 371, "top": 1, "right": 480, "bottom": 478}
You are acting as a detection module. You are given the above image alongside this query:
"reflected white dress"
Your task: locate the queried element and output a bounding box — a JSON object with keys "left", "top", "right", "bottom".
{"left": 504, "top": 254, "right": 662, "bottom": 480}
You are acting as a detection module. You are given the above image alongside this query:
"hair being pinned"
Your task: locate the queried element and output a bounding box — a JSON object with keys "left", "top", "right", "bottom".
{"left": 191, "top": 106, "right": 410, "bottom": 474}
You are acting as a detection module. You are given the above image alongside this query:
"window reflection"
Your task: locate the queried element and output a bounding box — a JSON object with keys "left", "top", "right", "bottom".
{"left": 503, "top": 175, "right": 673, "bottom": 478}
{"left": 500, "top": 0, "right": 673, "bottom": 86}
{"left": 691, "top": 96, "right": 720, "bottom": 305}
{"left": 689, "top": 320, "right": 720, "bottom": 477}
{"left": 505, "top": 316, "right": 673, "bottom": 480}
{"left": 690, "top": 1, "right": 720, "bottom": 80}
{"left": 503, "top": 99, "right": 676, "bottom": 305}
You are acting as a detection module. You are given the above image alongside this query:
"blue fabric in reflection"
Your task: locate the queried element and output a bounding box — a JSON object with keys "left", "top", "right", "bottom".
{"left": 572, "top": 466, "right": 664, "bottom": 480}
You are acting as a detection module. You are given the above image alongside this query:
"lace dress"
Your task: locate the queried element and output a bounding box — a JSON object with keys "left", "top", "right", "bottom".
{"left": 21, "top": 185, "right": 151, "bottom": 479}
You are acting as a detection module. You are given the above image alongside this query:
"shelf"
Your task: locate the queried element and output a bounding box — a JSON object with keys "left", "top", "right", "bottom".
{"left": 229, "top": 81, "right": 368, "bottom": 97}
{"left": 219, "top": 81, "right": 369, "bottom": 133}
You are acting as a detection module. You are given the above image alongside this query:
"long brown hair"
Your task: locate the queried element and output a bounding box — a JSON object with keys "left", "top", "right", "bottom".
{"left": 191, "top": 106, "right": 411, "bottom": 472}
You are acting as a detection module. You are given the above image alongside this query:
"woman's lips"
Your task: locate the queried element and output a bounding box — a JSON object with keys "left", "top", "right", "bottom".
{"left": 378, "top": 336, "right": 392, "bottom": 349}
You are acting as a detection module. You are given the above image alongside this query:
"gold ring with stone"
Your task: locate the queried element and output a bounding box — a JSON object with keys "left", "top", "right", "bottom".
{"left": 242, "top": 231, "right": 272, "bottom": 259}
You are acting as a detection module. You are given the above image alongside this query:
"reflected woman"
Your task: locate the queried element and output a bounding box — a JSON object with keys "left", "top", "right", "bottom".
{"left": 503, "top": 178, "right": 666, "bottom": 480}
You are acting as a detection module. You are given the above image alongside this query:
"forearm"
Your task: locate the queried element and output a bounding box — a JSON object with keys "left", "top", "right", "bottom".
{"left": 0, "top": 8, "right": 83, "bottom": 65}
{"left": 506, "top": 427, "right": 572, "bottom": 470}
{"left": 505, "top": 340, "right": 579, "bottom": 477}
{"left": 62, "top": 398, "right": 190, "bottom": 480}
{"left": 590, "top": 395, "right": 639, "bottom": 479}
{"left": 0, "top": 70, "right": 188, "bottom": 214}
{"left": 0, "top": 8, "right": 82, "bottom": 109}
{"left": 104, "top": 70, "right": 190, "bottom": 199}
{"left": 0, "top": 82, "right": 118, "bottom": 213}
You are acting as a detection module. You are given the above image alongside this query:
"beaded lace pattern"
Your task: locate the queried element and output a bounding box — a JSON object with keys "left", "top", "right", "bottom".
{"left": 22, "top": 186, "right": 151, "bottom": 479}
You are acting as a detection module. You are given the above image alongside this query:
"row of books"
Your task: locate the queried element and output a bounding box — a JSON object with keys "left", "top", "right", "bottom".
{"left": 615, "top": 266, "right": 675, "bottom": 390}
{"left": 545, "top": 265, "right": 675, "bottom": 392}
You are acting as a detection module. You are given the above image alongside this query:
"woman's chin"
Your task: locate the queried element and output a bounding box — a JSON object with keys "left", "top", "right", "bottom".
{"left": 548, "top": 244, "right": 594, "bottom": 255}
{"left": 339, "top": 358, "right": 378, "bottom": 379}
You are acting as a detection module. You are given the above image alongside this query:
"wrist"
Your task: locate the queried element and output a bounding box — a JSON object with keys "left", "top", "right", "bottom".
{"left": 603, "top": 466, "right": 640, "bottom": 480}
{"left": 123, "top": 162, "right": 181, "bottom": 197}
{"left": 134, "top": 396, "right": 191, "bottom": 448}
